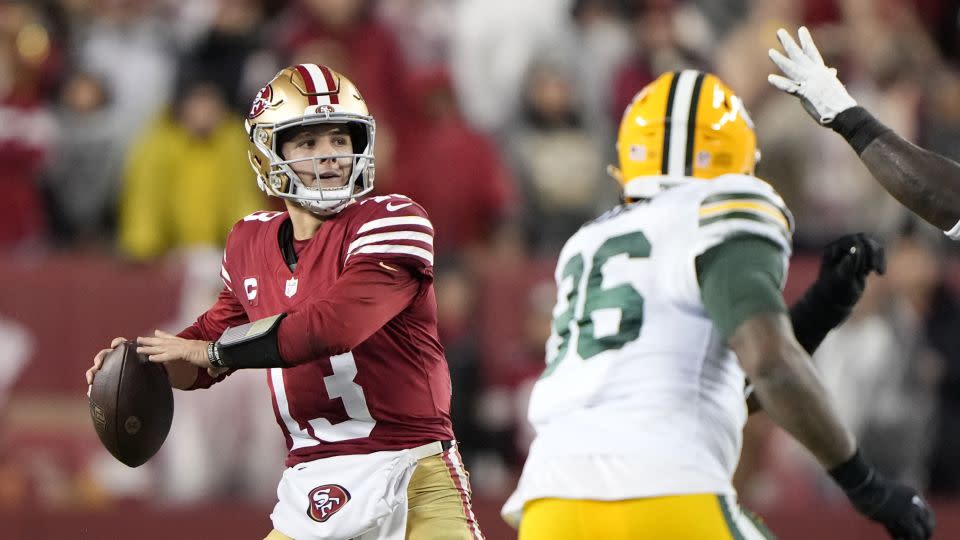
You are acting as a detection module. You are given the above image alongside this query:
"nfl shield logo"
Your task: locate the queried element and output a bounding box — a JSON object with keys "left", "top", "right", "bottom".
{"left": 285, "top": 277, "right": 299, "bottom": 297}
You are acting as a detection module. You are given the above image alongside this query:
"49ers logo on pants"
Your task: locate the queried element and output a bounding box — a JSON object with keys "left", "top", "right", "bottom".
{"left": 307, "top": 484, "right": 350, "bottom": 523}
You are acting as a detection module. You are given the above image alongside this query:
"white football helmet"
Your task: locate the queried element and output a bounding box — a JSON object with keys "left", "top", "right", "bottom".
{"left": 245, "top": 64, "right": 375, "bottom": 215}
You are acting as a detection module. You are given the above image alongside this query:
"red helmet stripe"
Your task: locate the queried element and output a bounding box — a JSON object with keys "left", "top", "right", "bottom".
{"left": 295, "top": 64, "right": 319, "bottom": 105}
{"left": 317, "top": 65, "right": 339, "bottom": 104}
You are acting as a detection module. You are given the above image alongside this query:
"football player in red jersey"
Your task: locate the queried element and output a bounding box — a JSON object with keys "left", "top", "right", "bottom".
{"left": 86, "top": 64, "right": 484, "bottom": 540}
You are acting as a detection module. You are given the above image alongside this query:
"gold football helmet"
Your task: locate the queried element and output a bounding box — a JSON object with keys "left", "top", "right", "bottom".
{"left": 245, "top": 64, "right": 375, "bottom": 215}
{"left": 610, "top": 70, "right": 758, "bottom": 198}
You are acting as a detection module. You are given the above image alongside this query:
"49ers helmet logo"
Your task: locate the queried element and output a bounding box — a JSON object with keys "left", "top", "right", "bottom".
{"left": 248, "top": 85, "right": 283, "bottom": 119}
{"left": 307, "top": 484, "right": 350, "bottom": 523}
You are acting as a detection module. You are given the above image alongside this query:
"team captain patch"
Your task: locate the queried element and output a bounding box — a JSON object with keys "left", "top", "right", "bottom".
{"left": 307, "top": 484, "right": 351, "bottom": 523}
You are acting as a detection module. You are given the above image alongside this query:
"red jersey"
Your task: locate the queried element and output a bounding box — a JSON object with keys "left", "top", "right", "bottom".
{"left": 178, "top": 195, "right": 454, "bottom": 466}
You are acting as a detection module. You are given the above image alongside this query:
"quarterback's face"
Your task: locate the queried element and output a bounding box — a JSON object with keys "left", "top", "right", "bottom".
{"left": 280, "top": 124, "right": 354, "bottom": 190}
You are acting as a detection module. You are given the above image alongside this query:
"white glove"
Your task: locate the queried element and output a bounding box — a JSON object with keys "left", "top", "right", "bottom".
{"left": 768, "top": 26, "right": 858, "bottom": 125}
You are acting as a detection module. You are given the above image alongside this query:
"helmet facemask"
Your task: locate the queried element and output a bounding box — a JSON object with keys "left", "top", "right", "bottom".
{"left": 252, "top": 115, "right": 375, "bottom": 216}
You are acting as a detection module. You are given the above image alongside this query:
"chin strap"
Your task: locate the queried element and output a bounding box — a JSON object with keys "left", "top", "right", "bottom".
{"left": 298, "top": 197, "right": 351, "bottom": 215}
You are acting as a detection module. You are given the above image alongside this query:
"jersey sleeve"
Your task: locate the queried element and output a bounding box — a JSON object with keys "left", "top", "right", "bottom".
{"left": 697, "top": 236, "right": 788, "bottom": 339}
{"left": 278, "top": 258, "right": 422, "bottom": 365}
{"left": 344, "top": 196, "right": 435, "bottom": 280}
{"left": 663, "top": 175, "right": 793, "bottom": 307}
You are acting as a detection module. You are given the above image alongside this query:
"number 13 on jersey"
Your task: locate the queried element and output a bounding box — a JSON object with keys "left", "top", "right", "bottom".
{"left": 542, "top": 231, "right": 651, "bottom": 378}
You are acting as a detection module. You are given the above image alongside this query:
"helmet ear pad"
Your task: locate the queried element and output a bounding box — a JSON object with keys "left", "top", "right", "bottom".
{"left": 347, "top": 122, "right": 367, "bottom": 155}
{"left": 274, "top": 129, "right": 293, "bottom": 161}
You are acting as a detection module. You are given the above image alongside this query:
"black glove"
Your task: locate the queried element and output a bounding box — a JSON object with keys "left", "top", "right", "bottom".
{"left": 790, "top": 233, "right": 885, "bottom": 354}
{"left": 830, "top": 450, "right": 935, "bottom": 540}
{"left": 813, "top": 232, "right": 886, "bottom": 307}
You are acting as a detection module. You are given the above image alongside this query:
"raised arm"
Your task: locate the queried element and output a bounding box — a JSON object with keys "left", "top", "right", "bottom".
{"left": 699, "top": 235, "right": 934, "bottom": 539}
{"left": 855, "top": 125, "right": 960, "bottom": 231}
{"left": 768, "top": 26, "right": 960, "bottom": 235}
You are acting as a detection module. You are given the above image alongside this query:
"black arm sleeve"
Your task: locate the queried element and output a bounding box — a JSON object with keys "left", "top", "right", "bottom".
{"left": 832, "top": 106, "right": 960, "bottom": 231}
{"left": 788, "top": 282, "right": 852, "bottom": 355}
{"left": 830, "top": 106, "right": 891, "bottom": 156}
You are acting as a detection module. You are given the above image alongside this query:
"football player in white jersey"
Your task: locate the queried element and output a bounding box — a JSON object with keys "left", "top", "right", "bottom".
{"left": 769, "top": 26, "right": 960, "bottom": 240}
{"left": 502, "top": 70, "right": 934, "bottom": 539}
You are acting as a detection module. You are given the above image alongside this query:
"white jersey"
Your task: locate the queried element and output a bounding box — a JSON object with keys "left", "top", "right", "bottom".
{"left": 503, "top": 174, "right": 793, "bottom": 524}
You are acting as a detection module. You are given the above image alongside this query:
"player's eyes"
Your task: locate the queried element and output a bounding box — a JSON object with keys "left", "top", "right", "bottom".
{"left": 333, "top": 137, "right": 348, "bottom": 146}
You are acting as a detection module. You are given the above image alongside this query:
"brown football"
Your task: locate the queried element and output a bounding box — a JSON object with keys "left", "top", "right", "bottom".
{"left": 88, "top": 341, "right": 173, "bottom": 467}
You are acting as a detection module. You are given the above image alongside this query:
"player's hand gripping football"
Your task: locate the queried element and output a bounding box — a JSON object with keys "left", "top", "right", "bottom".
{"left": 86, "top": 336, "right": 128, "bottom": 395}
{"left": 137, "top": 330, "right": 227, "bottom": 378}
{"left": 768, "top": 26, "right": 858, "bottom": 124}
{"left": 86, "top": 332, "right": 225, "bottom": 395}
{"left": 813, "top": 232, "right": 886, "bottom": 308}
{"left": 845, "top": 473, "right": 935, "bottom": 539}
{"left": 137, "top": 330, "right": 209, "bottom": 366}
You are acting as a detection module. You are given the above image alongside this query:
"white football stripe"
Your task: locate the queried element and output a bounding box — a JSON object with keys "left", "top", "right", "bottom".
{"left": 220, "top": 264, "right": 232, "bottom": 285}
{"left": 302, "top": 63, "right": 330, "bottom": 105}
{"left": 348, "top": 231, "right": 433, "bottom": 254}
{"left": 357, "top": 216, "right": 433, "bottom": 234}
{"left": 446, "top": 446, "right": 483, "bottom": 540}
{"left": 349, "top": 244, "right": 434, "bottom": 265}
{"left": 270, "top": 368, "right": 319, "bottom": 450}
{"left": 667, "top": 70, "right": 698, "bottom": 176}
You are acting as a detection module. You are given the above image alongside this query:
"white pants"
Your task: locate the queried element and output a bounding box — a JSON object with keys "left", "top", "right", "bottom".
{"left": 271, "top": 442, "right": 448, "bottom": 540}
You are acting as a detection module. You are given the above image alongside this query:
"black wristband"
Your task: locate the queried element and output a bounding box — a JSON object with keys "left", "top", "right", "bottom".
{"left": 207, "top": 341, "right": 225, "bottom": 368}
{"left": 216, "top": 313, "right": 287, "bottom": 369}
{"left": 830, "top": 106, "right": 891, "bottom": 155}
{"left": 829, "top": 448, "right": 874, "bottom": 492}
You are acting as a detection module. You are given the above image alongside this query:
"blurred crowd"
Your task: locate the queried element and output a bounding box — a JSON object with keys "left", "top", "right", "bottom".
{"left": 4, "top": 0, "right": 960, "bottom": 521}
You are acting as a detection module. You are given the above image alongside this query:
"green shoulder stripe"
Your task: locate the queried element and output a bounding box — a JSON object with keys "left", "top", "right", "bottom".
{"left": 699, "top": 210, "right": 790, "bottom": 236}
{"left": 698, "top": 191, "right": 794, "bottom": 236}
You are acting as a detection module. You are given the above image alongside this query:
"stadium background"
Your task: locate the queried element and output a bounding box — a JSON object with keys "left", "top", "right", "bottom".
{"left": 4, "top": 0, "right": 960, "bottom": 538}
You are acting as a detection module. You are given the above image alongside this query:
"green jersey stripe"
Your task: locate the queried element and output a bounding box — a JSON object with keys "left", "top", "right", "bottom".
{"left": 718, "top": 496, "right": 748, "bottom": 540}
{"left": 699, "top": 211, "right": 791, "bottom": 237}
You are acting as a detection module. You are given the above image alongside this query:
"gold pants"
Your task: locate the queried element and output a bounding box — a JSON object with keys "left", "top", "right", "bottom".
{"left": 265, "top": 448, "right": 484, "bottom": 540}
{"left": 518, "top": 493, "right": 775, "bottom": 540}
